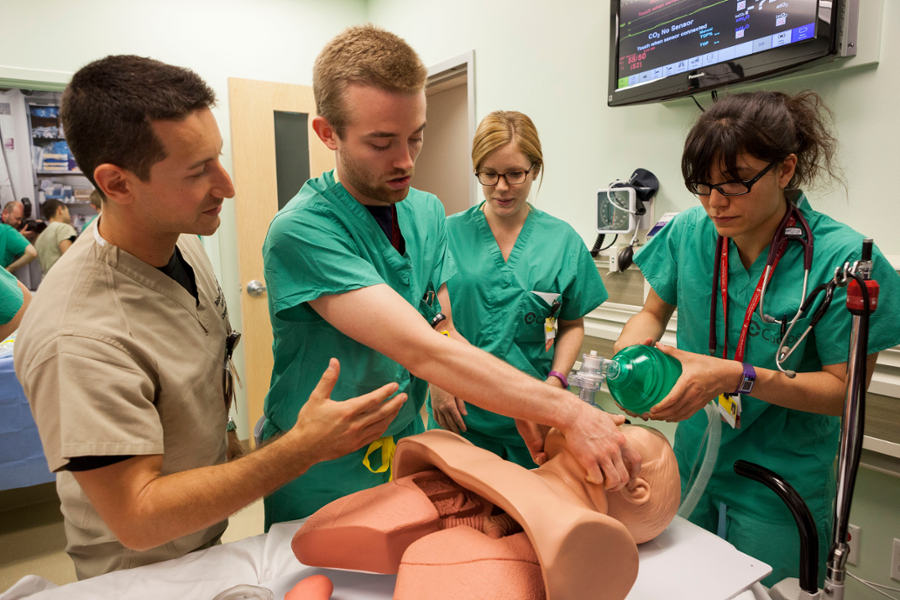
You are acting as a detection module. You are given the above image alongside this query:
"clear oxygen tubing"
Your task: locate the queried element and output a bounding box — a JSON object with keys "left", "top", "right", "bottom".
{"left": 677, "top": 403, "right": 722, "bottom": 520}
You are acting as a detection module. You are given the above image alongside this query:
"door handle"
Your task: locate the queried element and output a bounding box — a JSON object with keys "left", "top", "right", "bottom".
{"left": 246, "top": 280, "right": 267, "bottom": 297}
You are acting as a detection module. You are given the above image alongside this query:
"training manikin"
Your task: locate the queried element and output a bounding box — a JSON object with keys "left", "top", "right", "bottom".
{"left": 292, "top": 425, "right": 680, "bottom": 600}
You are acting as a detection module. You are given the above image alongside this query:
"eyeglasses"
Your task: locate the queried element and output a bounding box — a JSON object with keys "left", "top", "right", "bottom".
{"left": 686, "top": 161, "right": 779, "bottom": 196}
{"left": 223, "top": 330, "right": 242, "bottom": 411}
{"left": 475, "top": 163, "right": 536, "bottom": 187}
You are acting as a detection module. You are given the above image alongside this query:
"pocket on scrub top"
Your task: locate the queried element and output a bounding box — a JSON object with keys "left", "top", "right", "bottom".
{"left": 748, "top": 311, "right": 815, "bottom": 372}
{"left": 514, "top": 292, "right": 556, "bottom": 344}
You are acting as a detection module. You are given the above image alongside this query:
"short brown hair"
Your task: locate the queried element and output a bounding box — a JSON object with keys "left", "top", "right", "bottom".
{"left": 472, "top": 110, "right": 544, "bottom": 185}
{"left": 41, "top": 199, "right": 66, "bottom": 221}
{"left": 313, "top": 25, "right": 427, "bottom": 137}
{"left": 61, "top": 55, "right": 216, "bottom": 188}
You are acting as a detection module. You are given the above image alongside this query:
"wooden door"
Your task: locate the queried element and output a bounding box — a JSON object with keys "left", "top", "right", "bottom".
{"left": 228, "top": 78, "right": 334, "bottom": 443}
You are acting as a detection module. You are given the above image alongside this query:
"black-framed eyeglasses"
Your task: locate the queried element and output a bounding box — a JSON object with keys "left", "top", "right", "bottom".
{"left": 475, "top": 163, "right": 536, "bottom": 187}
{"left": 223, "top": 330, "right": 242, "bottom": 410}
{"left": 686, "top": 161, "right": 779, "bottom": 197}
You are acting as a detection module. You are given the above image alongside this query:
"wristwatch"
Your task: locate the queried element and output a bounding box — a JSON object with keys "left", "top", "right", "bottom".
{"left": 734, "top": 363, "right": 756, "bottom": 395}
{"left": 226, "top": 416, "right": 237, "bottom": 433}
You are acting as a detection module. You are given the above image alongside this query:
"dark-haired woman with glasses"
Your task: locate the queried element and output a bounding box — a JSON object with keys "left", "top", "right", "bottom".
{"left": 615, "top": 91, "right": 900, "bottom": 585}
{"left": 426, "top": 110, "right": 609, "bottom": 468}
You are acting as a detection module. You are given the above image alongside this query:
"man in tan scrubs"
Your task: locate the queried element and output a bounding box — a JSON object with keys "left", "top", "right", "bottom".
{"left": 14, "top": 55, "right": 406, "bottom": 580}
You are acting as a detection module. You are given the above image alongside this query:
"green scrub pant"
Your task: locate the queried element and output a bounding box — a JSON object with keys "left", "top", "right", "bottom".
{"left": 688, "top": 491, "right": 831, "bottom": 588}
{"left": 263, "top": 417, "right": 424, "bottom": 531}
{"left": 426, "top": 413, "right": 536, "bottom": 469}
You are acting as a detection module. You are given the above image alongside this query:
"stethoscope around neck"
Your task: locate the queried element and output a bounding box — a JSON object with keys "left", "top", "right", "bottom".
{"left": 708, "top": 201, "right": 815, "bottom": 378}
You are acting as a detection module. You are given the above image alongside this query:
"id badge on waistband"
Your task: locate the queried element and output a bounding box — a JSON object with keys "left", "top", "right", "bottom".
{"left": 716, "top": 393, "right": 742, "bottom": 429}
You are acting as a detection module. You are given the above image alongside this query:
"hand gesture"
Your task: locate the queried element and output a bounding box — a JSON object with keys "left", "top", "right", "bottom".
{"left": 291, "top": 358, "right": 407, "bottom": 463}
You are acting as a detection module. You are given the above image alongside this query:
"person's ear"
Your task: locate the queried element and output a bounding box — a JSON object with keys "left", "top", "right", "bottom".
{"left": 779, "top": 154, "right": 798, "bottom": 188}
{"left": 312, "top": 116, "right": 339, "bottom": 151}
{"left": 94, "top": 164, "right": 137, "bottom": 207}
{"left": 618, "top": 477, "right": 650, "bottom": 505}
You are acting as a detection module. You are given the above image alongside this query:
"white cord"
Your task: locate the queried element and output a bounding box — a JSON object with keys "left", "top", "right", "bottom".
{"left": 606, "top": 181, "right": 639, "bottom": 214}
{"left": 848, "top": 572, "right": 900, "bottom": 600}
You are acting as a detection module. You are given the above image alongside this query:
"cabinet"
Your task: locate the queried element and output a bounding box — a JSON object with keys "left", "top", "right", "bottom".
{"left": 26, "top": 100, "right": 96, "bottom": 233}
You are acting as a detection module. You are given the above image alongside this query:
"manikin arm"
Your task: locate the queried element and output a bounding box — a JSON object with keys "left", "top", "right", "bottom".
{"left": 309, "top": 284, "right": 640, "bottom": 490}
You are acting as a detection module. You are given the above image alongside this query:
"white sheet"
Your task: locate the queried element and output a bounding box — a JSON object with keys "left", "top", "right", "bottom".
{"left": 1, "top": 517, "right": 771, "bottom": 600}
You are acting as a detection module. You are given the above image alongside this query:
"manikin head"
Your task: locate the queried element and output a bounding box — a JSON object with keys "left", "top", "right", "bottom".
{"left": 541, "top": 424, "right": 679, "bottom": 543}
{"left": 311, "top": 25, "right": 428, "bottom": 206}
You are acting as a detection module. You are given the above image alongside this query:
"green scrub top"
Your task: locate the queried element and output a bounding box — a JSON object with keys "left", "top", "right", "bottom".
{"left": 260, "top": 170, "right": 456, "bottom": 523}
{"left": 0, "top": 224, "right": 30, "bottom": 268}
{"left": 0, "top": 267, "right": 24, "bottom": 325}
{"left": 442, "top": 203, "right": 609, "bottom": 445}
{"left": 635, "top": 193, "right": 900, "bottom": 584}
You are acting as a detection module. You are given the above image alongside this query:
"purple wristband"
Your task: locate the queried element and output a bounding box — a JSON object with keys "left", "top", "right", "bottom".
{"left": 548, "top": 371, "right": 569, "bottom": 388}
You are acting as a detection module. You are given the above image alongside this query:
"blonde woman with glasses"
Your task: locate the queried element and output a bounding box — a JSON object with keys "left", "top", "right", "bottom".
{"left": 427, "top": 111, "right": 609, "bottom": 468}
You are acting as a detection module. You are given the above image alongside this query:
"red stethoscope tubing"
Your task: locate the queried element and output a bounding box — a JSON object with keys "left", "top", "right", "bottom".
{"left": 708, "top": 202, "right": 814, "bottom": 360}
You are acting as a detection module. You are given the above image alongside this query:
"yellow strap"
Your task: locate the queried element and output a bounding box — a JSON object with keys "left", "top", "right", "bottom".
{"left": 362, "top": 435, "right": 396, "bottom": 481}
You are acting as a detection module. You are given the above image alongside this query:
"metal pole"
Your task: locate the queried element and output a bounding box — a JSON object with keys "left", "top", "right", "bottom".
{"left": 824, "top": 240, "right": 874, "bottom": 599}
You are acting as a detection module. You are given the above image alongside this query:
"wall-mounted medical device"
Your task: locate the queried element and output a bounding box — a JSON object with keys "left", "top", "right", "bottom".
{"left": 592, "top": 169, "right": 659, "bottom": 271}
{"left": 596, "top": 168, "right": 659, "bottom": 236}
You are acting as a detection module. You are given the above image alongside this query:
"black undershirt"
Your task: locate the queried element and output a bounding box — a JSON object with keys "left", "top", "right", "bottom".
{"left": 64, "top": 247, "right": 198, "bottom": 472}
{"left": 365, "top": 205, "right": 405, "bottom": 254}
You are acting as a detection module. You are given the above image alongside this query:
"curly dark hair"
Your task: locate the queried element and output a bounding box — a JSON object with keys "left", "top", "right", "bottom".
{"left": 682, "top": 90, "right": 841, "bottom": 193}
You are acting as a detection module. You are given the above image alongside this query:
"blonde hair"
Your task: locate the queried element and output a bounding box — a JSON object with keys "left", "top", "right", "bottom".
{"left": 472, "top": 111, "right": 544, "bottom": 186}
{"left": 313, "top": 24, "right": 427, "bottom": 138}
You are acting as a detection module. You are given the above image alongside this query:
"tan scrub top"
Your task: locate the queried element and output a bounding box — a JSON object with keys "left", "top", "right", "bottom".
{"left": 15, "top": 220, "right": 232, "bottom": 579}
{"left": 34, "top": 220, "right": 78, "bottom": 274}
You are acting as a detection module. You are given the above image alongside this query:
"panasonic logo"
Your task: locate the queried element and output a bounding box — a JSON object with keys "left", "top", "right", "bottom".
{"left": 688, "top": 73, "right": 706, "bottom": 79}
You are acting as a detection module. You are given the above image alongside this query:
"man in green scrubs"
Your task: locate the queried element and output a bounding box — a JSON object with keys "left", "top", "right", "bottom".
{"left": 0, "top": 206, "right": 37, "bottom": 271}
{"left": 262, "top": 25, "right": 640, "bottom": 526}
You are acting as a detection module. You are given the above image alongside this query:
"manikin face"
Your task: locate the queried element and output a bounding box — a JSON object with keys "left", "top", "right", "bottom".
{"left": 334, "top": 84, "right": 426, "bottom": 206}
{"left": 478, "top": 143, "right": 535, "bottom": 221}
{"left": 129, "top": 108, "right": 234, "bottom": 237}
{"left": 698, "top": 153, "right": 794, "bottom": 244}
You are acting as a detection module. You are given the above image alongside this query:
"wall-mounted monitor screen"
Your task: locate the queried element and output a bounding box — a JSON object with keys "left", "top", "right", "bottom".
{"left": 608, "top": 0, "right": 841, "bottom": 107}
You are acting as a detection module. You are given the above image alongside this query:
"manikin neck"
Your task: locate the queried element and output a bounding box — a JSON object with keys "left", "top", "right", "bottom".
{"left": 731, "top": 197, "right": 790, "bottom": 271}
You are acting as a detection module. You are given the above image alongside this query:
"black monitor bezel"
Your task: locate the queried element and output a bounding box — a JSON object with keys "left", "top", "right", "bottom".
{"left": 608, "top": 1, "right": 841, "bottom": 107}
